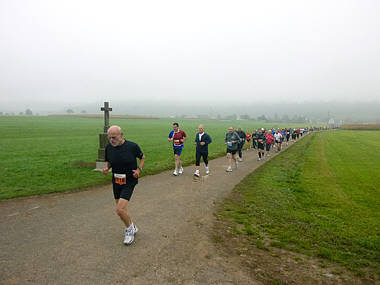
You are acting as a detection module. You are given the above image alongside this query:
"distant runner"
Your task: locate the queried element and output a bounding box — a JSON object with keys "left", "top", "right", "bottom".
{"left": 236, "top": 127, "right": 246, "bottom": 161}
{"left": 168, "top": 122, "right": 187, "bottom": 176}
{"left": 224, "top": 126, "right": 241, "bottom": 172}
{"left": 245, "top": 132, "right": 252, "bottom": 150}
{"left": 265, "top": 130, "right": 274, "bottom": 156}
{"left": 274, "top": 129, "right": 283, "bottom": 151}
{"left": 256, "top": 128, "right": 266, "bottom": 161}
{"left": 194, "top": 124, "right": 212, "bottom": 177}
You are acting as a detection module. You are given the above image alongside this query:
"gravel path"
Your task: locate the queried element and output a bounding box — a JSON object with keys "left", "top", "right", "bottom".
{"left": 0, "top": 142, "right": 296, "bottom": 285}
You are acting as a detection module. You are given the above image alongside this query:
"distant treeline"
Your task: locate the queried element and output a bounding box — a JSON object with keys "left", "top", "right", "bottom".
{"left": 48, "top": 114, "right": 159, "bottom": 119}
{"left": 341, "top": 124, "right": 380, "bottom": 130}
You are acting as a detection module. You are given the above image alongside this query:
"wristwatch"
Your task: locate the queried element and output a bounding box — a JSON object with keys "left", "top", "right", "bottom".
{"left": 138, "top": 167, "right": 143, "bottom": 171}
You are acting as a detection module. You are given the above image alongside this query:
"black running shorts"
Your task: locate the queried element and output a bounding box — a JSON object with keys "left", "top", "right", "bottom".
{"left": 113, "top": 180, "right": 137, "bottom": 201}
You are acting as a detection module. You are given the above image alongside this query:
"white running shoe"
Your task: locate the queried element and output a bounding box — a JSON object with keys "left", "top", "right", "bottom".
{"left": 258, "top": 157, "right": 261, "bottom": 161}
{"left": 179, "top": 167, "right": 184, "bottom": 174}
{"left": 226, "top": 166, "right": 232, "bottom": 172}
{"left": 238, "top": 157, "right": 243, "bottom": 162}
{"left": 194, "top": 170, "right": 200, "bottom": 177}
{"left": 124, "top": 224, "right": 138, "bottom": 245}
{"left": 173, "top": 170, "right": 179, "bottom": 176}
{"left": 205, "top": 167, "right": 210, "bottom": 175}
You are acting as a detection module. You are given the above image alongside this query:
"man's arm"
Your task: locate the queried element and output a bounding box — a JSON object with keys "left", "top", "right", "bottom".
{"left": 168, "top": 131, "right": 174, "bottom": 142}
{"left": 133, "top": 155, "right": 146, "bottom": 178}
{"left": 182, "top": 131, "right": 188, "bottom": 142}
{"left": 102, "top": 162, "right": 111, "bottom": 175}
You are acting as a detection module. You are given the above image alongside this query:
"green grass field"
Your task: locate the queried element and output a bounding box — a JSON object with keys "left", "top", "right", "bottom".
{"left": 0, "top": 115, "right": 298, "bottom": 199}
{"left": 220, "top": 130, "right": 380, "bottom": 277}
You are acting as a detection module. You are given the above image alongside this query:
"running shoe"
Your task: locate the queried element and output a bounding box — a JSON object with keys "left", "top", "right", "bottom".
{"left": 205, "top": 167, "right": 210, "bottom": 175}
{"left": 258, "top": 158, "right": 261, "bottom": 161}
{"left": 226, "top": 167, "right": 232, "bottom": 172}
{"left": 194, "top": 170, "right": 200, "bottom": 177}
{"left": 238, "top": 157, "right": 243, "bottom": 162}
{"left": 124, "top": 225, "right": 137, "bottom": 245}
{"left": 173, "top": 170, "right": 179, "bottom": 176}
{"left": 179, "top": 167, "right": 184, "bottom": 174}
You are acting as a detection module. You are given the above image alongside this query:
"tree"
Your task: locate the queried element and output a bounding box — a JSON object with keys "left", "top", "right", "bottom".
{"left": 257, "top": 115, "right": 267, "bottom": 121}
{"left": 66, "top": 109, "right": 74, "bottom": 114}
{"left": 281, "top": 114, "right": 290, "bottom": 122}
{"left": 25, "top": 109, "right": 33, "bottom": 116}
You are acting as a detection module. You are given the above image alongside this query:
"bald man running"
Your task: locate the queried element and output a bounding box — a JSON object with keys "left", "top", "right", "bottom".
{"left": 194, "top": 124, "right": 212, "bottom": 177}
{"left": 103, "top": 125, "right": 146, "bottom": 245}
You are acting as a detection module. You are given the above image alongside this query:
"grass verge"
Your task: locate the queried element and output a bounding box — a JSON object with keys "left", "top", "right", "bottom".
{"left": 217, "top": 131, "right": 380, "bottom": 283}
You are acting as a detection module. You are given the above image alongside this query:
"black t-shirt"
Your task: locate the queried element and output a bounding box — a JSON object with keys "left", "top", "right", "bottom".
{"left": 257, "top": 133, "right": 266, "bottom": 144}
{"left": 237, "top": 130, "right": 246, "bottom": 142}
{"left": 105, "top": 140, "right": 144, "bottom": 181}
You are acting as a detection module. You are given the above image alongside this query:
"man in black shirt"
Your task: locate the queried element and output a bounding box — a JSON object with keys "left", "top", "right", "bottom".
{"left": 103, "top": 125, "right": 145, "bottom": 245}
{"left": 256, "top": 128, "right": 266, "bottom": 161}
{"left": 236, "top": 127, "right": 246, "bottom": 161}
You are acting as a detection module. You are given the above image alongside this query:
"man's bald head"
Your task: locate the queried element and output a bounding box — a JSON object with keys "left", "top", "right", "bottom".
{"left": 108, "top": 125, "right": 122, "bottom": 135}
{"left": 108, "top": 125, "right": 124, "bottom": 146}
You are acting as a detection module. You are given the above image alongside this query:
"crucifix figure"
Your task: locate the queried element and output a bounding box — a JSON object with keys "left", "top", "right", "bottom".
{"left": 101, "top": 102, "right": 112, "bottom": 133}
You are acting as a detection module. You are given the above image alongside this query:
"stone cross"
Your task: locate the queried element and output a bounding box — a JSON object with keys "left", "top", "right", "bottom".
{"left": 101, "top": 102, "right": 112, "bottom": 133}
{"left": 95, "top": 102, "right": 112, "bottom": 170}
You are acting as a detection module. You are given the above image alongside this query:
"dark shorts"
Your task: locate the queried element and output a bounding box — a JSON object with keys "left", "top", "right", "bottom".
{"left": 227, "top": 148, "right": 237, "bottom": 155}
{"left": 112, "top": 180, "right": 137, "bottom": 201}
{"left": 173, "top": 147, "right": 183, "bottom": 156}
{"left": 196, "top": 151, "right": 208, "bottom": 166}
{"left": 257, "top": 142, "right": 265, "bottom": 150}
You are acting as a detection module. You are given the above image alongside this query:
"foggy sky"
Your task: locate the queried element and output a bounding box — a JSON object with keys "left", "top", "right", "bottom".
{"left": 1, "top": 0, "right": 380, "bottom": 113}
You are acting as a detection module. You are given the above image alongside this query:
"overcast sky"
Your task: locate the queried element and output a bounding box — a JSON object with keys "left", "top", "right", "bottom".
{"left": 1, "top": 0, "right": 379, "bottom": 112}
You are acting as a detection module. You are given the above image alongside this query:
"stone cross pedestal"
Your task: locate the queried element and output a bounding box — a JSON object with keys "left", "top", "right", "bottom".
{"left": 95, "top": 102, "right": 112, "bottom": 171}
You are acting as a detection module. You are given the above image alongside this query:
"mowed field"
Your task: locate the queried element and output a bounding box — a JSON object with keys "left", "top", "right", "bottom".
{"left": 0, "top": 116, "right": 298, "bottom": 199}
{"left": 218, "top": 130, "right": 380, "bottom": 280}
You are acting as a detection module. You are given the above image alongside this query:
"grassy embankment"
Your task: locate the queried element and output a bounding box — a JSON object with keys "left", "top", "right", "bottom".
{"left": 218, "top": 130, "right": 380, "bottom": 277}
{"left": 0, "top": 116, "right": 303, "bottom": 199}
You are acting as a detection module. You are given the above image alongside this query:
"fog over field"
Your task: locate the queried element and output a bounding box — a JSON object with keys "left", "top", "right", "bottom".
{"left": 1, "top": 1, "right": 379, "bottom": 122}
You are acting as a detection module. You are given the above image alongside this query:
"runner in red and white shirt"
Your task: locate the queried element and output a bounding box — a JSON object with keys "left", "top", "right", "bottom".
{"left": 168, "top": 122, "right": 187, "bottom": 176}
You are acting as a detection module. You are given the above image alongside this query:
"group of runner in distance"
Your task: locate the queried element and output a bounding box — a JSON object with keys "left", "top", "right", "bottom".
{"left": 168, "top": 123, "right": 309, "bottom": 175}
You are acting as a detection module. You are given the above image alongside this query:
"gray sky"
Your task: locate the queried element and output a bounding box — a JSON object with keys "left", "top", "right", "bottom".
{"left": 1, "top": 0, "right": 379, "bottom": 112}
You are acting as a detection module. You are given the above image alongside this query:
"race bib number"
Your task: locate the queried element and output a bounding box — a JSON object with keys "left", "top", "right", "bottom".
{"left": 114, "top": 173, "right": 126, "bottom": 185}
{"left": 227, "top": 141, "right": 232, "bottom": 147}
{"left": 174, "top": 139, "right": 181, "bottom": 145}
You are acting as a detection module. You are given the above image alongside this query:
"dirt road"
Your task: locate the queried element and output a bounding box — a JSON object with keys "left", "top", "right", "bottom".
{"left": 0, "top": 143, "right": 293, "bottom": 285}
